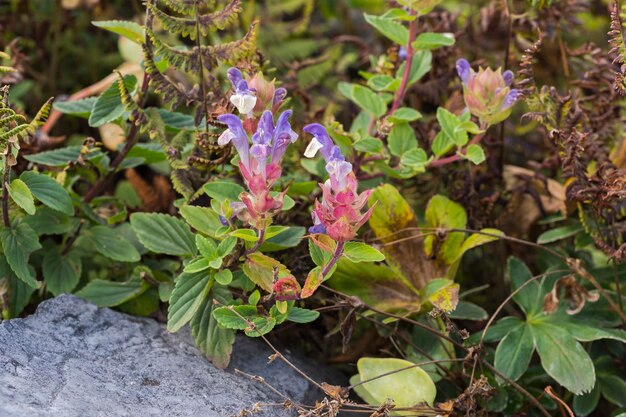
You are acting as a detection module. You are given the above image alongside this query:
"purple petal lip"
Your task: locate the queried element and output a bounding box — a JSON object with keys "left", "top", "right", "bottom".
{"left": 502, "top": 88, "right": 521, "bottom": 109}
{"left": 456, "top": 59, "right": 471, "bottom": 85}
{"left": 273, "top": 88, "right": 287, "bottom": 105}
{"left": 303, "top": 123, "right": 336, "bottom": 161}
{"left": 503, "top": 70, "right": 514, "bottom": 86}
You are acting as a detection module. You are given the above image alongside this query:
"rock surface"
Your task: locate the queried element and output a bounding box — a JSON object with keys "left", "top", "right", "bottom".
{"left": 0, "top": 295, "right": 343, "bottom": 417}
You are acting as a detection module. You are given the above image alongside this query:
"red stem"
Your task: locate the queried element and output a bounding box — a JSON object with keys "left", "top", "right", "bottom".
{"left": 428, "top": 132, "right": 484, "bottom": 168}
{"left": 390, "top": 13, "right": 418, "bottom": 113}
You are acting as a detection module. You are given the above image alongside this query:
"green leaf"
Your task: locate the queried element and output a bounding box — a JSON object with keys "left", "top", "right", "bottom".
{"left": 244, "top": 316, "right": 276, "bottom": 337}
{"left": 7, "top": 179, "right": 35, "bottom": 215}
{"left": 494, "top": 323, "right": 534, "bottom": 381}
{"left": 87, "top": 225, "right": 141, "bottom": 262}
{"left": 212, "top": 305, "right": 258, "bottom": 330}
{"left": 423, "top": 195, "right": 466, "bottom": 264}
{"left": 363, "top": 13, "right": 409, "bottom": 45}
{"left": 191, "top": 286, "right": 236, "bottom": 369}
{"left": 259, "top": 226, "right": 305, "bottom": 252}
{"left": 397, "top": 50, "right": 432, "bottom": 86}
{"left": 573, "top": 384, "right": 600, "bottom": 417}
{"left": 412, "top": 32, "right": 455, "bottom": 50}
{"left": 53, "top": 97, "right": 97, "bottom": 118}
{"left": 507, "top": 257, "right": 542, "bottom": 316}
{"left": 432, "top": 107, "right": 467, "bottom": 156}
{"left": 217, "top": 236, "right": 237, "bottom": 257}
{"left": 389, "top": 107, "right": 422, "bottom": 122}
{"left": 214, "top": 269, "right": 233, "bottom": 286}
{"left": 287, "top": 307, "right": 320, "bottom": 323}
{"left": 203, "top": 181, "right": 244, "bottom": 202}
{"left": 1, "top": 222, "right": 41, "bottom": 287}
{"left": 88, "top": 75, "right": 137, "bottom": 127}
{"left": 339, "top": 82, "right": 387, "bottom": 117}
{"left": 23, "top": 207, "right": 75, "bottom": 235}
{"left": 450, "top": 228, "right": 504, "bottom": 264}
{"left": 20, "top": 171, "right": 73, "bottom": 215}
{"left": 367, "top": 75, "right": 398, "bottom": 92}
{"left": 448, "top": 301, "right": 488, "bottom": 320}
{"left": 92, "top": 20, "right": 145, "bottom": 43}
{"left": 1, "top": 256, "right": 35, "bottom": 318}
{"left": 130, "top": 213, "right": 196, "bottom": 256}
{"left": 167, "top": 270, "right": 213, "bottom": 332}
{"left": 599, "top": 375, "right": 626, "bottom": 407}
{"left": 242, "top": 253, "right": 289, "bottom": 293}
{"left": 75, "top": 277, "right": 148, "bottom": 307}
{"left": 464, "top": 144, "right": 486, "bottom": 165}
{"left": 196, "top": 235, "right": 218, "bottom": 260}
{"left": 23, "top": 146, "right": 103, "bottom": 167}
{"left": 354, "top": 136, "right": 384, "bottom": 153}
{"left": 183, "top": 257, "right": 211, "bottom": 273}
{"left": 42, "top": 246, "right": 81, "bottom": 296}
{"left": 400, "top": 148, "right": 429, "bottom": 172}
{"left": 388, "top": 122, "right": 417, "bottom": 157}
{"left": 537, "top": 225, "right": 583, "bottom": 244}
{"left": 179, "top": 205, "right": 223, "bottom": 238}
{"left": 355, "top": 357, "right": 437, "bottom": 407}
{"left": 343, "top": 242, "right": 385, "bottom": 263}
{"left": 531, "top": 322, "right": 595, "bottom": 395}
{"left": 230, "top": 229, "right": 259, "bottom": 242}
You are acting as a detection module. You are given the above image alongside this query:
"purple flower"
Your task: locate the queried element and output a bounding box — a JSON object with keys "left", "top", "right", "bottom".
{"left": 270, "top": 110, "right": 298, "bottom": 164}
{"left": 398, "top": 47, "right": 408, "bottom": 61}
{"left": 227, "top": 67, "right": 257, "bottom": 115}
{"left": 273, "top": 88, "right": 287, "bottom": 107}
{"left": 456, "top": 58, "right": 520, "bottom": 126}
{"left": 217, "top": 113, "right": 250, "bottom": 170}
{"left": 303, "top": 123, "right": 352, "bottom": 190}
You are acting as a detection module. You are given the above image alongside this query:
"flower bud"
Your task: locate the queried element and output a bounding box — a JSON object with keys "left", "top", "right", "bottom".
{"left": 456, "top": 59, "right": 520, "bottom": 126}
{"left": 248, "top": 72, "right": 276, "bottom": 114}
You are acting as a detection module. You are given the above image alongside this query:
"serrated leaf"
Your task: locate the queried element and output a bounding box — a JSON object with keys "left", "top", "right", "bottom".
{"left": 212, "top": 305, "right": 258, "bottom": 330}
{"left": 191, "top": 286, "right": 236, "bottom": 369}
{"left": 7, "top": 179, "right": 35, "bottom": 215}
{"left": 0, "top": 256, "right": 35, "bottom": 318}
{"left": 130, "top": 212, "right": 196, "bottom": 256}
{"left": 465, "top": 144, "right": 486, "bottom": 165}
{"left": 1, "top": 222, "right": 41, "bottom": 287}
{"left": 167, "top": 270, "right": 213, "bottom": 332}
{"left": 42, "top": 246, "right": 82, "bottom": 296}
{"left": 339, "top": 82, "right": 387, "bottom": 118}
{"left": 87, "top": 225, "right": 141, "bottom": 262}
{"left": 20, "top": 171, "right": 73, "bottom": 215}
{"left": 389, "top": 107, "right": 422, "bottom": 122}
{"left": 75, "top": 277, "right": 148, "bottom": 307}
{"left": 88, "top": 75, "right": 137, "bottom": 127}
{"left": 531, "top": 322, "right": 595, "bottom": 395}
{"left": 214, "top": 269, "right": 233, "bottom": 286}
{"left": 203, "top": 181, "right": 244, "bottom": 202}
{"left": 23, "top": 207, "right": 75, "bottom": 236}
{"left": 179, "top": 205, "right": 223, "bottom": 237}
{"left": 23, "top": 146, "right": 103, "bottom": 167}
{"left": 388, "top": 122, "right": 417, "bottom": 157}
{"left": 507, "top": 257, "right": 542, "bottom": 316}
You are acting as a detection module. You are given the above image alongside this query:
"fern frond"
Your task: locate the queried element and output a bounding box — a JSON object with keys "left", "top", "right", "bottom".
{"left": 143, "top": 45, "right": 191, "bottom": 108}
{"left": 0, "top": 114, "right": 26, "bottom": 125}
{"left": 609, "top": 1, "right": 626, "bottom": 94}
{"left": 0, "top": 124, "right": 31, "bottom": 142}
{"left": 147, "top": 0, "right": 241, "bottom": 40}
{"left": 149, "top": 21, "right": 258, "bottom": 73}
{"left": 115, "top": 71, "right": 140, "bottom": 113}
{"left": 159, "top": 0, "right": 217, "bottom": 15}
{"left": 170, "top": 168, "right": 194, "bottom": 199}
{"left": 29, "top": 97, "right": 53, "bottom": 130}
{"left": 0, "top": 66, "right": 16, "bottom": 74}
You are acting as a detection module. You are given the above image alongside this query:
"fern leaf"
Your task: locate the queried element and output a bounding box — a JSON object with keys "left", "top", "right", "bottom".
{"left": 147, "top": 0, "right": 241, "bottom": 40}
{"left": 609, "top": 2, "right": 626, "bottom": 94}
{"left": 143, "top": 45, "right": 191, "bottom": 108}
{"left": 0, "top": 66, "right": 16, "bottom": 74}
{"left": 148, "top": 19, "right": 257, "bottom": 72}
{"left": 159, "top": 0, "right": 217, "bottom": 15}
{"left": 170, "top": 168, "right": 194, "bottom": 199}
{"left": 0, "top": 114, "right": 26, "bottom": 125}
{"left": 0, "top": 124, "right": 31, "bottom": 142}
{"left": 29, "top": 97, "right": 53, "bottom": 129}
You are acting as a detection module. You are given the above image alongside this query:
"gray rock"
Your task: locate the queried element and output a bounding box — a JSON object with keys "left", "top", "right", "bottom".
{"left": 0, "top": 295, "right": 345, "bottom": 417}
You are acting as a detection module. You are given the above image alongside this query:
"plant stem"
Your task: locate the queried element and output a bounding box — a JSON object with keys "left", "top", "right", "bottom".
{"left": 322, "top": 241, "right": 345, "bottom": 278}
{"left": 2, "top": 143, "right": 12, "bottom": 228}
{"left": 389, "top": 12, "right": 418, "bottom": 113}
{"left": 244, "top": 228, "right": 266, "bottom": 256}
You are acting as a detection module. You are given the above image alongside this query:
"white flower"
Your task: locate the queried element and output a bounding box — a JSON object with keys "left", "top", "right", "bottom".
{"left": 304, "top": 137, "right": 324, "bottom": 158}
{"left": 230, "top": 93, "right": 257, "bottom": 115}
{"left": 217, "top": 129, "right": 235, "bottom": 146}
